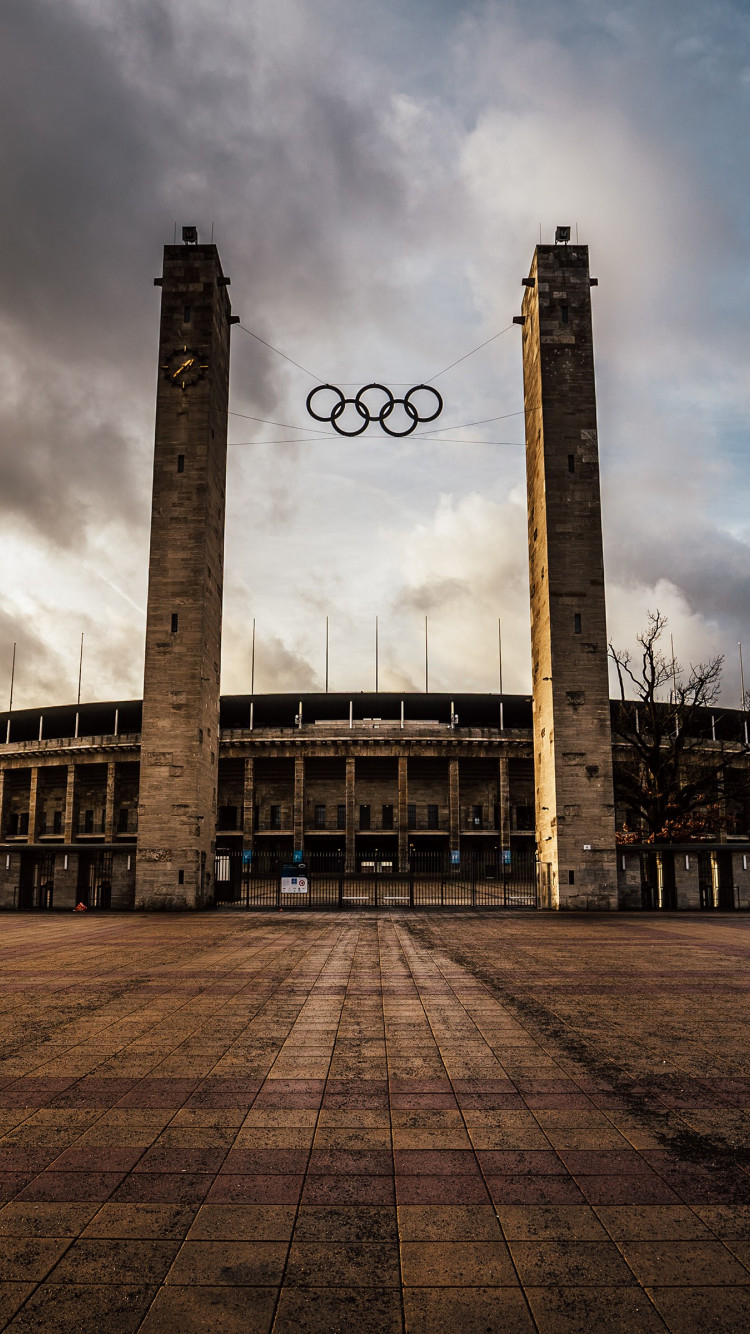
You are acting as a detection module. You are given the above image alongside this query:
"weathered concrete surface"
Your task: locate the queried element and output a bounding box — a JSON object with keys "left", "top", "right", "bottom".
{"left": 522, "top": 244, "right": 618, "bottom": 909}
{"left": 0, "top": 912, "right": 750, "bottom": 1331}
{"left": 137, "top": 243, "right": 232, "bottom": 910}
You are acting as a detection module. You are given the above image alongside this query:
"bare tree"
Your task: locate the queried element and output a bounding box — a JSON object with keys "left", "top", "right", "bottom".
{"left": 609, "top": 611, "right": 725, "bottom": 842}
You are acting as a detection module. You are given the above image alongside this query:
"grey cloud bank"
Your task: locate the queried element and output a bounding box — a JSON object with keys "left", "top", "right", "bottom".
{"left": 0, "top": 0, "right": 748, "bottom": 708}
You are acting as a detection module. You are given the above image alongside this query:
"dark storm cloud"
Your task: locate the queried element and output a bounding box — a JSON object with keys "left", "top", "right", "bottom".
{"left": 611, "top": 515, "right": 750, "bottom": 637}
{"left": 0, "top": 356, "right": 146, "bottom": 546}
{"left": 395, "top": 577, "right": 470, "bottom": 613}
{"left": 0, "top": 0, "right": 417, "bottom": 547}
{"left": 0, "top": 602, "right": 68, "bottom": 708}
{"left": 254, "top": 635, "right": 321, "bottom": 694}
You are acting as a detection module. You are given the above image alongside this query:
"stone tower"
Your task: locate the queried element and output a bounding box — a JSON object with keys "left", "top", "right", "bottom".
{"left": 521, "top": 238, "right": 617, "bottom": 909}
{"left": 136, "top": 237, "right": 233, "bottom": 909}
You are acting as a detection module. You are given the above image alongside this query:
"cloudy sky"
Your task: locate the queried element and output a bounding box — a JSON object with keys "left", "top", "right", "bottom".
{"left": 1, "top": 0, "right": 749, "bottom": 710}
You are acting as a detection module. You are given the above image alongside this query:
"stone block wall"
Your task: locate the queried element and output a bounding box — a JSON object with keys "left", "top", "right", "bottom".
{"left": 522, "top": 242, "right": 617, "bottom": 908}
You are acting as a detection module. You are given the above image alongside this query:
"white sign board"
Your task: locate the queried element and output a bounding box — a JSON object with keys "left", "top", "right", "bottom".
{"left": 281, "top": 874, "right": 308, "bottom": 895}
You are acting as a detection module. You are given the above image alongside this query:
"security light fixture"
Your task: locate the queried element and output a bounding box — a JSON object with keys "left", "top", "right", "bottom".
{"left": 555, "top": 225, "right": 571, "bottom": 244}
{"left": 182, "top": 225, "right": 198, "bottom": 244}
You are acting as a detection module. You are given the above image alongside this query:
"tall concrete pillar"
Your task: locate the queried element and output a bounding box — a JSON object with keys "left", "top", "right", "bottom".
{"left": 345, "top": 757, "right": 356, "bottom": 873}
{"left": 398, "top": 756, "right": 408, "bottom": 872}
{"left": 27, "top": 767, "right": 39, "bottom": 843}
{"left": 104, "top": 762, "right": 116, "bottom": 843}
{"left": 243, "top": 757, "right": 255, "bottom": 850}
{"left": 521, "top": 238, "right": 617, "bottom": 909}
{"left": 136, "top": 238, "right": 233, "bottom": 909}
{"left": 498, "top": 757, "right": 511, "bottom": 855}
{"left": 293, "top": 757, "right": 305, "bottom": 855}
{"left": 449, "top": 759, "right": 460, "bottom": 853}
{"left": 63, "top": 765, "right": 76, "bottom": 843}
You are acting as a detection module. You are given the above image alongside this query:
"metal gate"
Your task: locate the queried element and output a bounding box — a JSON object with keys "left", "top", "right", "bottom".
{"left": 214, "top": 847, "right": 538, "bottom": 910}
{"left": 16, "top": 852, "right": 55, "bottom": 910}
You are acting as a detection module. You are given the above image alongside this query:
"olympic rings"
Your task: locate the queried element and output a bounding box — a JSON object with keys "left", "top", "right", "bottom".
{"left": 306, "top": 383, "right": 443, "bottom": 437}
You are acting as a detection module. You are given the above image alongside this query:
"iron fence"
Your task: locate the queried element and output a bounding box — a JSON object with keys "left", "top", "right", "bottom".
{"left": 214, "top": 847, "right": 538, "bottom": 910}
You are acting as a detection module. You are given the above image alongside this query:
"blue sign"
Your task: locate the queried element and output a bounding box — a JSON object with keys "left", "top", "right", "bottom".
{"left": 451, "top": 849, "right": 460, "bottom": 865}
{"left": 293, "top": 849, "right": 304, "bottom": 864}
{"left": 503, "top": 849, "right": 512, "bottom": 866}
{"left": 242, "top": 851, "right": 253, "bottom": 869}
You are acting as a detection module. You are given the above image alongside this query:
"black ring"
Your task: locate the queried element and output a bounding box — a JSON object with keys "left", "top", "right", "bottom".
{"left": 380, "top": 397, "right": 419, "bottom": 437}
{"left": 404, "top": 384, "right": 443, "bottom": 424}
{"left": 355, "top": 382, "right": 395, "bottom": 419}
{"left": 330, "top": 396, "right": 369, "bottom": 437}
{"left": 305, "top": 382, "right": 444, "bottom": 435}
{"left": 306, "top": 384, "right": 344, "bottom": 422}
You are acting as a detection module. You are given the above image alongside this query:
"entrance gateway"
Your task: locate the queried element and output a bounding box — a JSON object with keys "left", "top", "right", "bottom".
{"left": 135, "top": 228, "right": 617, "bottom": 911}
{"left": 214, "top": 847, "right": 539, "bottom": 911}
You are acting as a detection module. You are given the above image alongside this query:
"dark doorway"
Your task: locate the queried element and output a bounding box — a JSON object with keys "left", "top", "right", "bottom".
{"left": 698, "top": 852, "right": 712, "bottom": 910}
{"left": 641, "top": 852, "right": 657, "bottom": 910}
{"left": 18, "top": 853, "right": 35, "bottom": 910}
{"left": 77, "top": 852, "right": 112, "bottom": 909}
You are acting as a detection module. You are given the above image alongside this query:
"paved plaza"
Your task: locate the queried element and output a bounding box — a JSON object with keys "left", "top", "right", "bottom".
{"left": 0, "top": 913, "right": 750, "bottom": 1331}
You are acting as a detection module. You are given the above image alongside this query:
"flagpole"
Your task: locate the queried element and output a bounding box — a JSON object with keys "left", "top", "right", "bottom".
{"left": 375, "top": 616, "right": 379, "bottom": 693}
{"left": 670, "top": 633, "right": 680, "bottom": 736}
{"left": 498, "top": 618, "right": 504, "bottom": 731}
{"left": 325, "top": 617, "right": 329, "bottom": 693}
{"left": 251, "top": 618, "right": 256, "bottom": 694}
{"left": 8, "top": 642, "right": 16, "bottom": 712}
{"left": 425, "top": 616, "right": 428, "bottom": 693}
{"left": 740, "top": 642, "right": 747, "bottom": 746}
{"left": 77, "top": 633, "right": 84, "bottom": 707}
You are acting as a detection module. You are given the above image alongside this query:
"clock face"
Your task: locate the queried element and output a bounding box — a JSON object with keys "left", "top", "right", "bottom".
{"left": 163, "top": 346, "right": 208, "bottom": 389}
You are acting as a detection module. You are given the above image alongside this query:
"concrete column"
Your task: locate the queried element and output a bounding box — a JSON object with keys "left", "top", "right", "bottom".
{"left": 521, "top": 239, "right": 617, "bottom": 909}
{"left": 675, "top": 849, "right": 699, "bottom": 909}
{"left": 398, "top": 756, "right": 408, "bottom": 872}
{"left": 498, "top": 756, "right": 511, "bottom": 854}
{"left": 0, "top": 845, "right": 15, "bottom": 909}
{"left": 616, "top": 848, "right": 643, "bottom": 910}
{"left": 63, "top": 765, "right": 76, "bottom": 843}
{"left": 27, "top": 767, "right": 40, "bottom": 843}
{"left": 104, "top": 761, "right": 116, "bottom": 842}
{"left": 449, "top": 759, "right": 460, "bottom": 852}
{"left": 717, "top": 771, "right": 728, "bottom": 843}
{"left": 293, "top": 756, "right": 305, "bottom": 854}
{"left": 734, "top": 851, "right": 750, "bottom": 911}
{"left": 345, "top": 757, "right": 356, "bottom": 873}
{"left": 136, "top": 241, "right": 232, "bottom": 910}
{"left": 243, "top": 757, "right": 255, "bottom": 849}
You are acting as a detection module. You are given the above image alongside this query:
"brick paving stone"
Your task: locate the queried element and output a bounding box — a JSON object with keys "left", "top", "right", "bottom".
{"left": 0, "top": 1237, "right": 71, "bottom": 1283}
{"left": 2, "top": 911, "right": 750, "bottom": 1329}
{"left": 403, "top": 1286, "right": 535, "bottom": 1333}
{"left": 401, "top": 1238, "right": 517, "bottom": 1285}
{"left": 136, "top": 1284, "right": 277, "bottom": 1334}
{"left": 285, "top": 1239, "right": 401, "bottom": 1287}
{"left": 645, "top": 1284, "right": 750, "bottom": 1333}
{"left": 525, "top": 1284, "right": 668, "bottom": 1333}
{"left": 273, "top": 1286, "right": 402, "bottom": 1332}
{"left": 4, "top": 1282, "right": 158, "bottom": 1333}
{"left": 619, "top": 1239, "right": 750, "bottom": 1286}
{"left": 47, "top": 1238, "right": 180, "bottom": 1285}
{"left": 165, "top": 1240, "right": 287, "bottom": 1285}
{"left": 0, "top": 1202, "right": 98, "bottom": 1237}
{"left": 0, "top": 1289, "right": 34, "bottom": 1330}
